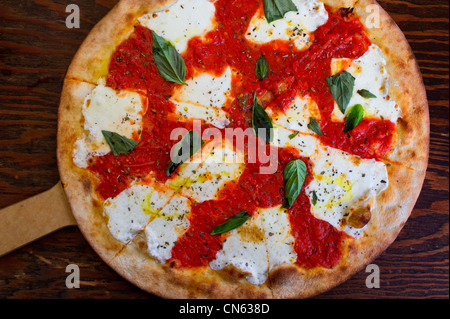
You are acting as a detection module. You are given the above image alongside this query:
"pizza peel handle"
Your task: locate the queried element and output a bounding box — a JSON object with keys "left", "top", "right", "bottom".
{"left": 0, "top": 182, "right": 77, "bottom": 257}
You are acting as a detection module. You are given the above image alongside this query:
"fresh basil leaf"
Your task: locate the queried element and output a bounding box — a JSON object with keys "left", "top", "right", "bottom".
{"left": 284, "top": 159, "right": 307, "bottom": 208}
{"left": 326, "top": 71, "right": 355, "bottom": 114}
{"left": 256, "top": 54, "right": 269, "bottom": 80}
{"left": 101, "top": 130, "right": 139, "bottom": 157}
{"left": 211, "top": 210, "right": 250, "bottom": 235}
{"left": 263, "top": 0, "right": 298, "bottom": 23}
{"left": 151, "top": 31, "right": 187, "bottom": 85}
{"left": 281, "top": 200, "right": 289, "bottom": 208}
{"left": 252, "top": 93, "right": 273, "bottom": 143}
{"left": 307, "top": 117, "right": 323, "bottom": 136}
{"left": 312, "top": 191, "right": 318, "bottom": 206}
{"left": 357, "top": 89, "right": 377, "bottom": 99}
{"left": 288, "top": 131, "right": 299, "bottom": 140}
{"left": 344, "top": 104, "right": 365, "bottom": 133}
{"left": 166, "top": 131, "right": 204, "bottom": 176}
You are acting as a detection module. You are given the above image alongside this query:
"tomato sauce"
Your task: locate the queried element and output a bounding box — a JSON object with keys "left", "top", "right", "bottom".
{"left": 90, "top": 0, "right": 396, "bottom": 269}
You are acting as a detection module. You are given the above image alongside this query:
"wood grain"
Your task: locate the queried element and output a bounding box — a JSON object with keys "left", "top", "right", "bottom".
{"left": 0, "top": 0, "right": 448, "bottom": 299}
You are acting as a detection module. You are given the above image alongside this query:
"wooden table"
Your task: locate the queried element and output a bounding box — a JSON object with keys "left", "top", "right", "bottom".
{"left": 0, "top": 0, "right": 448, "bottom": 299}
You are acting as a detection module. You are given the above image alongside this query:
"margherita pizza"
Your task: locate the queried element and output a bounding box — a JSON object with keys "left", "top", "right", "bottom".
{"left": 57, "top": 0, "right": 429, "bottom": 298}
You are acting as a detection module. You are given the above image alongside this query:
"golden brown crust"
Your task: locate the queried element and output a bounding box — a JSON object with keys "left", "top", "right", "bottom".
{"left": 57, "top": 0, "right": 429, "bottom": 299}
{"left": 57, "top": 79, "right": 126, "bottom": 264}
{"left": 112, "top": 237, "right": 273, "bottom": 299}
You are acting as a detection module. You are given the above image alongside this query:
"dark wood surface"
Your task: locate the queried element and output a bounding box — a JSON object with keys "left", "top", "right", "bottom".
{"left": 0, "top": 0, "right": 448, "bottom": 299}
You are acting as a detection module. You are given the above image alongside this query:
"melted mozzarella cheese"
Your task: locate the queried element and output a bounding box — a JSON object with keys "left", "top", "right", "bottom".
{"left": 168, "top": 138, "right": 245, "bottom": 203}
{"left": 73, "top": 84, "right": 145, "bottom": 168}
{"left": 306, "top": 145, "right": 389, "bottom": 237}
{"left": 172, "top": 67, "right": 232, "bottom": 107}
{"left": 170, "top": 67, "right": 232, "bottom": 129}
{"left": 144, "top": 193, "right": 191, "bottom": 262}
{"left": 138, "top": 0, "right": 216, "bottom": 53}
{"left": 245, "top": 0, "right": 328, "bottom": 50}
{"left": 210, "top": 213, "right": 268, "bottom": 285}
{"left": 104, "top": 182, "right": 192, "bottom": 262}
{"left": 259, "top": 206, "right": 297, "bottom": 270}
{"left": 103, "top": 184, "right": 174, "bottom": 243}
{"left": 266, "top": 94, "right": 320, "bottom": 133}
{"left": 172, "top": 102, "right": 230, "bottom": 129}
{"left": 210, "top": 205, "right": 297, "bottom": 285}
{"left": 272, "top": 124, "right": 320, "bottom": 157}
{"left": 331, "top": 44, "right": 401, "bottom": 123}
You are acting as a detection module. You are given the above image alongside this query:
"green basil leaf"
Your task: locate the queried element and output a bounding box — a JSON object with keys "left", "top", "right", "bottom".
{"left": 288, "top": 131, "right": 299, "bottom": 140}
{"left": 151, "top": 31, "right": 187, "bottom": 85}
{"left": 281, "top": 200, "right": 290, "bottom": 209}
{"left": 263, "top": 0, "right": 298, "bottom": 23}
{"left": 284, "top": 159, "right": 307, "bottom": 208}
{"left": 326, "top": 71, "right": 355, "bottom": 114}
{"left": 311, "top": 191, "right": 318, "bottom": 206}
{"left": 307, "top": 117, "right": 323, "bottom": 136}
{"left": 211, "top": 210, "right": 250, "bottom": 235}
{"left": 166, "top": 131, "right": 204, "bottom": 176}
{"left": 101, "top": 130, "right": 139, "bottom": 157}
{"left": 252, "top": 93, "right": 274, "bottom": 143}
{"left": 344, "top": 104, "right": 365, "bottom": 133}
{"left": 357, "top": 89, "right": 377, "bottom": 99}
{"left": 256, "top": 54, "right": 270, "bottom": 80}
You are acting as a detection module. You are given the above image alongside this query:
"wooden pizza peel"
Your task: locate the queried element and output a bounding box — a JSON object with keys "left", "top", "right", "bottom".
{"left": 0, "top": 182, "right": 77, "bottom": 257}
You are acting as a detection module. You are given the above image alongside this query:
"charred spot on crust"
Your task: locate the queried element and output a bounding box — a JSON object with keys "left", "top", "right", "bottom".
{"left": 337, "top": 7, "right": 354, "bottom": 17}
{"left": 138, "top": 239, "right": 147, "bottom": 250}
{"left": 268, "top": 265, "right": 299, "bottom": 288}
{"left": 347, "top": 206, "right": 372, "bottom": 229}
{"left": 82, "top": 178, "right": 91, "bottom": 194}
{"left": 216, "top": 265, "right": 248, "bottom": 283}
{"left": 397, "top": 118, "right": 411, "bottom": 136}
{"left": 125, "top": 13, "right": 134, "bottom": 24}
{"left": 197, "top": 281, "right": 219, "bottom": 296}
{"left": 92, "top": 198, "right": 102, "bottom": 208}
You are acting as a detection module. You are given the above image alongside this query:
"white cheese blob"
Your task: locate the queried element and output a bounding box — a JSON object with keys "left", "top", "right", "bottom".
{"left": 172, "top": 102, "right": 230, "bottom": 129}
{"left": 170, "top": 67, "right": 232, "bottom": 129}
{"left": 272, "top": 124, "right": 320, "bottom": 158}
{"left": 138, "top": 0, "right": 217, "bottom": 53}
{"left": 167, "top": 138, "right": 245, "bottom": 203}
{"left": 330, "top": 44, "right": 401, "bottom": 123}
{"left": 259, "top": 206, "right": 297, "bottom": 270}
{"left": 73, "top": 84, "right": 145, "bottom": 168}
{"left": 210, "top": 205, "right": 297, "bottom": 285}
{"left": 266, "top": 94, "right": 321, "bottom": 134}
{"left": 173, "top": 67, "right": 232, "bottom": 107}
{"left": 104, "top": 182, "right": 192, "bottom": 262}
{"left": 245, "top": 0, "right": 328, "bottom": 50}
{"left": 306, "top": 145, "right": 389, "bottom": 237}
{"left": 103, "top": 184, "right": 174, "bottom": 243}
{"left": 210, "top": 213, "right": 269, "bottom": 285}
{"left": 144, "top": 193, "right": 191, "bottom": 262}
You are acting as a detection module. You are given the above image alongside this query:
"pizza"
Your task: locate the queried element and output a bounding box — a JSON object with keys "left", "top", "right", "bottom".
{"left": 57, "top": 0, "right": 429, "bottom": 298}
